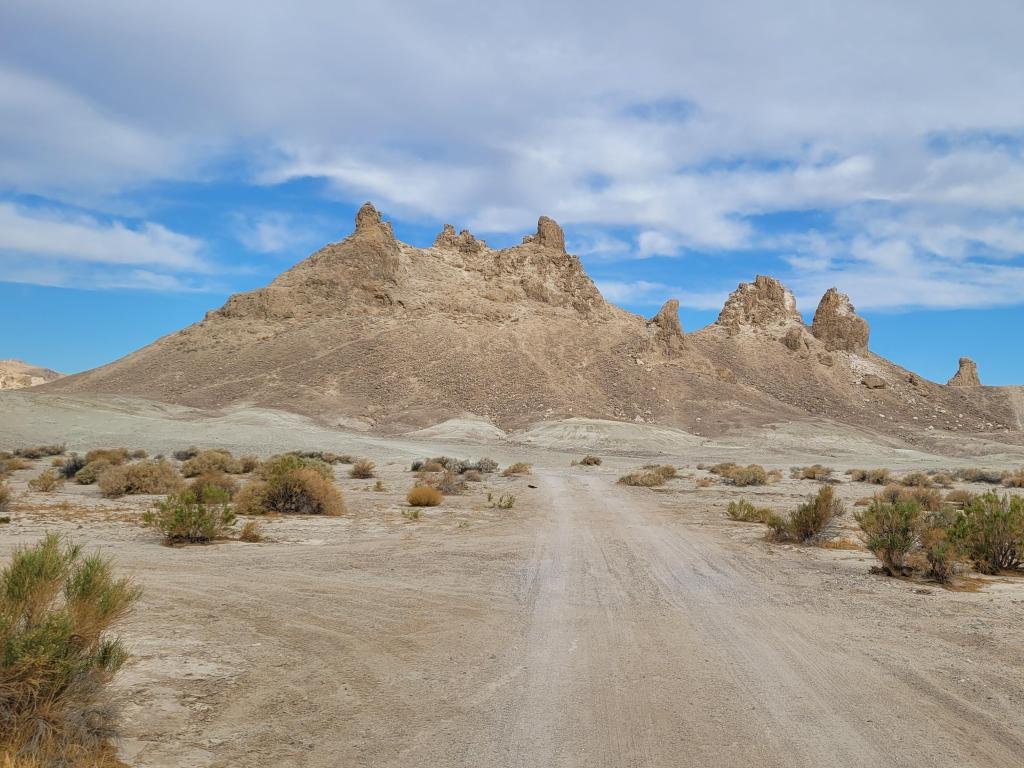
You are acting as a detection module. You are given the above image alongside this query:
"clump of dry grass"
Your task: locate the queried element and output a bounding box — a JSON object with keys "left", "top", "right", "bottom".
{"left": 12, "top": 444, "right": 65, "bottom": 459}
{"left": 257, "top": 454, "right": 333, "bottom": 481}
{"left": 726, "top": 499, "right": 778, "bottom": 524}
{"left": 289, "top": 450, "right": 352, "bottom": 465}
{"left": 847, "top": 468, "right": 891, "bottom": 484}
{"left": 74, "top": 459, "right": 111, "bottom": 485}
{"left": 173, "top": 446, "right": 200, "bottom": 461}
{"left": 790, "top": 465, "right": 833, "bottom": 481}
{"left": 578, "top": 455, "right": 602, "bottom": 466}
{"left": 407, "top": 486, "right": 443, "bottom": 507}
{"left": 0, "top": 481, "right": 11, "bottom": 515}
{"left": 619, "top": 464, "right": 676, "bottom": 487}
{"left": 899, "top": 472, "right": 933, "bottom": 488}
{"left": 1002, "top": 468, "right": 1024, "bottom": 488}
{"left": 27, "top": 469, "right": 63, "bottom": 493}
{"left": 502, "top": 462, "right": 531, "bottom": 477}
{"left": 349, "top": 459, "right": 376, "bottom": 479}
{"left": 239, "top": 520, "right": 263, "bottom": 542}
{"left": 235, "top": 466, "right": 345, "bottom": 516}
{"left": 0, "top": 534, "right": 140, "bottom": 763}
{"left": 0, "top": 457, "right": 31, "bottom": 474}
{"left": 955, "top": 467, "right": 1005, "bottom": 484}
{"left": 97, "top": 459, "right": 183, "bottom": 498}
{"left": 181, "top": 449, "right": 243, "bottom": 477}
{"left": 877, "top": 484, "right": 942, "bottom": 512}
{"left": 84, "top": 447, "right": 129, "bottom": 466}
{"left": 431, "top": 470, "right": 465, "bottom": 495}
{"left": 695, "top": 477, "right": 714, "bottom": 488}
{"left": 462, "top": 469, "right": 482, "bottom": 482}
{"left": 944, "top": 489, "right": 975, "bottom": 507}
{"left": 721, "top": 464, "right": 768, "bottom": 487}
{"left": 930, "top": 472, "right": 955, "bottom": 488}
{"left": 487, "top": 492, "right": 516, "bottom": 509}
{"left": 143, "top": 489, "right": 235, "bottom": 544}
{"left": 58, "top": 454, "right": 87, "bottom": 479}
{"left": 239, "top": 455, "right": 261, "bottom": 474}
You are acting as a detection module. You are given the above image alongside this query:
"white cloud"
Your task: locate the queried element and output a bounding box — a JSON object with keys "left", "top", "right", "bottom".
{"left": 233, "top": 212, "right": 328, "bottom": 255}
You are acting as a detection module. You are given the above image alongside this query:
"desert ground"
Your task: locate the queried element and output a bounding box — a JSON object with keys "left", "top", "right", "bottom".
{"left": 2, "top": 390, "right": 1024, "bottom": 767}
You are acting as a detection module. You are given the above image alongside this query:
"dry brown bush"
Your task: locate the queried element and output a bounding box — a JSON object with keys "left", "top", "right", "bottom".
{"left": 239, "top": 520, "right": 263, "bottom": 542}
{"left": 502, "top": 462, "right": 532, "bottom": 476}
{"left": 97, "top": 459, "right": 183, "bottom": 498}
{"left": 181, "top": 449, "right": 243, "bottom": 477}
{"left": 0, "top": 481, "right": 11, "bottom": 515}
{"left": 1002, "top": 468, "right": 1024, "bottom": 488}
{"left": 463, "top": 469, "right": 482, "bottom": 482}
{"left": 579, "top": 455, "right": 602, "bottom": 466}
{"left": 407, "top": 486, "right": 443, "bottom": 506}
{"left": 790, "top": 465, "right": 833, "bottom": 481}
{"left": 84, "top": 447, "right": 129, "bottom": 465}
{"left": 27, "top": 470, "right": 63, "bottom": 493}
{"left": 239, "top": 455, "right": 261, "bottom": 473}
{"left": 74, "top": 459, "right": 110, "bottom": 485}
{"left": 349, "top": 459, "right": 376, "bottom": 479}
{"left": 189, "top": 471, "right": 240, "bottom": 501}
{"left": 944, "top": 489, "right": 975, "bottom": 507}
{"left": 900, "top": 472, "right": 933, "bottom": 488}
{"left": 12, "top": 444, "right": 65, "bottom": 459}
{"left": 235, "top": 468, "right": 345, "bottom": 516}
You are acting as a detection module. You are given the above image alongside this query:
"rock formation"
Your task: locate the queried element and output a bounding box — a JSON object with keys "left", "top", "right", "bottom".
{"left": 644, "top": 299, "right": 686, "bottom": 355}
{"left": 948, "top": 357, "right": 981, "bottom": 387}
{"left": 522, "top": 216, "right": 566, "bottom": 252}
{"left": 0, "top": 360, "right": 63, "bottom": 390}
{"left": 715, "top": 275, "right": 802, "bottom": 335}
{"left": 434, "top": 224, "right": 485, "bottom": 253}
{"left": 811, "top": 288, "right": 869, "bottom": 354}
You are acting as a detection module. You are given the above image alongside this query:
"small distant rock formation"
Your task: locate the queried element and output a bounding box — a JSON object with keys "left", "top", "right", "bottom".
{"left": 434, "top": 223, "right": 485, "bottom": 253}
{"left": 645, "top": 299, "right": 686, "bottom": 355}
{"left": 948, "top": 357, "right": 981, "bottom": 387}
{"left": 716, "top": 275, "right": 802, "bottom": 334}
{"left": 0, "top": 359, "right": 64, "bottom": 390}
{"left": 862, "top": 374, "right": 886, "bottom": 389}
{"left": 523, "top": 216, "right": 566, "bottom": 252}
{"left": 811, "top": 288, "right": 869, "bottom": 354}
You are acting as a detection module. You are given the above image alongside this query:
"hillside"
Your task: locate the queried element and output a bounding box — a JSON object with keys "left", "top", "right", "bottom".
{"left": 0, "top": 359, "right": 63, "bottom": 390}
{"left": 44, "top": 204, "right": 1023, "bottom": 442}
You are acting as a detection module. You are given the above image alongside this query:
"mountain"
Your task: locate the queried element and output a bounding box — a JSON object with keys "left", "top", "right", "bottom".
{"left": 0, "top": 359, "right": 63, "bottom": 390}
{"left": 44, "top": 204, "right": 1023, "bottom": 442}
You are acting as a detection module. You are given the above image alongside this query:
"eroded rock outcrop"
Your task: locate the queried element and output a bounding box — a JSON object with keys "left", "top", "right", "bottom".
{"left": 523, "top": 216, "right": 566, "bottom": 252}
{"left": 715, "top": 275, "right": 802, "bottom": 334}
{"left": 644, "top": 299, "right": 686, "bottom": 355}
{"left": 811, "top": 288, "right": 869, "bottom": 354}
{"left": 948, "top": 357, "right": 981, "bottom": 387}
{"left": 434, "top": 224, "right": 485, "bottom": 253}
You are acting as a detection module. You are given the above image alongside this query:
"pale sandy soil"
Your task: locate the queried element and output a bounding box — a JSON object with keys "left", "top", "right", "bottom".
{"left": 2, "top": 391, "right": 1024, "bottom": 767}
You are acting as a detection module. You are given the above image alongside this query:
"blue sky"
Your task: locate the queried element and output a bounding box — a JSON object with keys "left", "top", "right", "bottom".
{"left": 1, "top": 1, "right": 1023, "bottom": 384}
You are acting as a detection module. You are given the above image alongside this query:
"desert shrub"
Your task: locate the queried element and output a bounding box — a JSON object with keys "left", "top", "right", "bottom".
{"left": 708, "top": 462, "right": 737, "bottom": 476}
{"left": 618, "top": 466, "right": 674, "bottom": 487}
{"left": 920, "top": 510, "right": 962, "bottom": 583}
{"left": 416, "top": 460, "right": 445, "bottom": 473}
{"left": 0, "top": 534, "right": 140, "bottom": 762}
{"left": 173, "top": 446, "right": 200, "bottom": 461}
{"left": 239, "top": 520, "right": 263, "bottom": 542}
{"left": 238, "top": 455, "right": 261, "bottom": 474}
{"left": 27, "top": 470, "right": 63, "bottom": 493}
{"left": 846, "top": 468, "right": 867, "bottom": 481}
{"left": 463, "top": 469, "right": 482, "bottom": 482}
{"left": 956, "top": 468, "right": 1005, "bottom": 485}
{"left": 74, "top": 459, "right": 111, "bottom": 485}
{"left": 84, "top": 447, "right": 129, "bottom": 466}
{"left": 1002, "top": 468, "right": 1024, "bottom": 488}
{"left": 236, "top": 468, "right": 345, "bottom": 516}
{"left": 725, "top": 464, "right": 768, "bottom": 487}
{"left": 58, "top": 453, "right": 87, "bottom": 480}
{"left": 487, "top": 492, "right": 516, "bottom": 509}
{"left": 790, "top": 465, "right": 833, "bottom": 481}
{"left": 258, "top": 453, "right": 332, "bottom": 481}
{"left": 951, "top": 491, "right": 1024, "bottom": 573}
{"left": 944, "top": 489, "right": 975, "bottom": 507}
{"left": 12, "top": 444, "right": 65, "bottom": 460}
{"left": 900, "top": 472, "right": 933, "bottom": 488}
{"left": 129, "top": 449, "right": 148, "bottom": 460}
{"left": 189, "top": 471, "right": 239, "bottom": 501}
{"left": 726, "top": 499, "right": 779, "bottom": 525}
{"left": 502, "top": 463, "right": 531, "bottom": 477}
{"left": 289, "top": 450, "right": 352, "bottom": 464}
{"left": 902, "top": 486, "right": 943, "bottom": 512}
{"left": 849, "top": 468, "right": 890, "bottom": 484}
{"left": 97, "top": 459, "right": 183, "bottom": 498}
{"left": 696, "top": 477, "right": 713, "bottom": 488}
{"left": 855, "top": 498, "right": 923, "bottom": 575}
{"left": 0, "top": 482, "right": 10, "bottom": 515}
{"left": 1, "top": 458, "right": 31, "bottom": 473}
{"left": 349, "top": 459, "right": 376, "bottom": 479}
{"left": 50, "top": 457, "right": 64, "bottom": 468}
{"left": 431, "top": 470, "right": 465, "bottom": 495}
{"left": 930, "top": 472, "right": 955, "bottom": 488}
{"left": 402, "top": 508, "right": 421, "bottom": 520}
{"left": 143, "top": 489, "right": 235, "bottom": 543}
{"left": 579, "top": 455, "right": 602, "bottom": 466}
{"left": 773, "top": 485, "right": 844, "bottom": 543}
{"left": 473, "top": 457, "right": 498, "bottom": 474}
{"left": 407, "top": 486, "right": 443, "bottom": 507}
{"left": 180, "top": 449, "right": 242, "bottom": 477}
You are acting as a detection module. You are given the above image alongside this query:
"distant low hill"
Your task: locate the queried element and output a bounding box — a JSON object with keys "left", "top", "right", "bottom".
{"left": 44, "top": 204, "right": 1023, "bottom": 445}
{"left": 0, "top": 359, "right": 64, "bottom": 390}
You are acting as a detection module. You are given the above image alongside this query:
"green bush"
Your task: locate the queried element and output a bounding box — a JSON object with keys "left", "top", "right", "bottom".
{"left": 726, "top": 498, "right": 779, "bottom": 525}
{"left": 84, "top": 447, "right": 129, "bottom": 465}
{"left": 773, "top": 485, "right": 844, "bottom": 543}
{"left": 855, "top": 499, "right": 923, "bottom": 575}
{"left": 950, "top": 491, "right": 1024, "bottom": 573}
{"left": 258, "top": 453, "right": 333, "bottom": 481}
{"left": 143, "top": 489, "right": 236, "bottom": 543}
{"left": 189, "top": 471, "right": 239, "bottom": 501}
{"left": 58, "top": 453, "right": 87, "bottom": 480}
{"left": 0, "top": 481, "right": 10, "bottom": 515}
{"left": 0, "top": 534, "right": 140, "bottom": 761}
{"left": 180, "top": 449, "right": 243, "bottom": 477}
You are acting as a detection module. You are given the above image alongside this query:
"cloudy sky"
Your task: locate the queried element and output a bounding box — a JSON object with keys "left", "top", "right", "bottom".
{"left": 1, "top": 1, "right": 1023, "bottom": 382}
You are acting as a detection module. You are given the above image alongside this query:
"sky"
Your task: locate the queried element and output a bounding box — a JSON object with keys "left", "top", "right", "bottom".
{"left": 1, "top": 0, "right": 1023, "bottom": 385}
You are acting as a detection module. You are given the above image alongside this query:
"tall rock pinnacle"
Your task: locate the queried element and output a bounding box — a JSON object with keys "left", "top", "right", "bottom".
{"left": 811, "top": 288, "right": 869, "bottom": 354}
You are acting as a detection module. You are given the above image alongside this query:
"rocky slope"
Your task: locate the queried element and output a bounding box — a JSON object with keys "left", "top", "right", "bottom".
{"left": 0, "top": 359, "right": 63, "bottom": 390}
{"left": 44, "top": 204, "right": 1021, "bottom": 441}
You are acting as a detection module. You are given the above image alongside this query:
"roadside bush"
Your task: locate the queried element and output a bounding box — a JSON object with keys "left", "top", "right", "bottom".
{"left": 407, "top": 486, "right": 443, "bottom": 507}
{"left": 1002, "top": 468, "right": 1024, "bottom": 488}
{"left": 930, "top": 472, "right": 955, "bottom": 488}
{"left": 181, "top": 449, "right": 243, "bottom": 477}
{"left": 790, "top": 465, "right": 833, "bottom": 481}
{"left": 239, "top": 520, "right": 263, "bottom": 542}
{"left": 951, "top": 491, "right": 1024, "bottom": 573}
{"left": 848, "top": 468, "right": 890, "bottom": 484}
{"left": 900, "top": 472, "right": 933, "bottom": 488}
{"left": 12, "top": 444, "right": 65, "bottom": 459}
{"left": 239, "top": 455, "right": 261, "bottom": 474}
{"left": 956, "top": 468, "right": 1005, "bottom": 484}
{"left": 58, "top": 453, "right": 87, "bottom": 479}
{"left": 502, "top": 462, "right": 531, "bottom": 477}
{"left": 84, "top": 447, "right": 129, "bottom": 466}
{"left": 488, "top": 492, "right": 516, "bottom": 509}
{"left": 944, "top": 489, "right": 975, "bottom": 507}
{"left": 97, "top": 459, "right": 183, "bottom": 498}
{"left": 143, "top": 489, "right": 235, "bottom": 543}
{"left": 258, "top": 453, "right": 333, "bottom": 481}
{"left": 579, "top": 455, "right": 602, "bottom": 466}
{"left": 619, "top": 465, "right": 676, "bottom": 487}
{"left": 74, "top": 459, "right": 111, "bottom": 485}
{"left": 0, "top": 481, "right": 10, "bottom": 515}
{"left": 236, "top": 467, "right": 345, "bottom": 516}
{"left": 0, "top": 534, "right": 140, "bottom": 762}
{"left": 27, "top": 469, "right": 63, "bottom": 493}
{"left": 726, "top": 499, "right": 779, "bottom": 525}
{"left": 349, "top": 459, "right": 376, "bottom": 479}
{"left": 189, "top": 471, "right": 239, "bottom": 501}
{"left": 921, "top": 511, "right": 961, "bottom": 583}
{"left": 855, "top": 498, "right": 923, "bottom": 575}
{"left": 723, "top": 464, "right": 768, "bottom": 487}
{"left": 772, "top": 485, "right": 844, "bottom": 543}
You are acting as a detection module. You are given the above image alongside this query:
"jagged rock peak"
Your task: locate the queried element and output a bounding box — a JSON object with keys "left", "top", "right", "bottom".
{"left": 645, "top": 299, "right": 686, "bottom": 354}
{"left": 716, "top": 275, "right": 801, "bottom": 333}
{"left": 811, "top": 287, "right": 869, "bottom": 354}
{"left": 434, "top": 223, "right": 485, "bottom": 253}
{"left": 522, "top": 216, "right": 566, "bottom": 252}
{"left": 948, "top": 357, "right": 981, "bottom": 387}
{"left": 354, "top": 202, "right": 396, "bottom": 241}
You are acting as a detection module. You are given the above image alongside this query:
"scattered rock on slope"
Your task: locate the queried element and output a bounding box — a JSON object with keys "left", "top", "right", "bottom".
{"left": 948, "top": 357, "right": 981, "bottom": 387}
{"left": 811, "top": 288, "right": 869, "bottom": 354}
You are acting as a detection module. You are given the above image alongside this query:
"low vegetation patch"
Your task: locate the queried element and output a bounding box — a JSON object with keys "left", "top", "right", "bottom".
{"left": 412, "top": 456, "right": 499, "bottom": 474}
{"left": 770, "top": 486, "right": 844, "bottom": 543}
{"left": 181, "top": 449, "right": 243, "bottom": 477}
{"left": 27, "top": 469, "right": 63, "bottom": 493}
{"left": 0, "top": 534, "right": 140, "bottom": 763}
{"left": 97, "top": 459, "right": 184, "bottom": 498}
{"left": 74, "top": 459, "right": 111, "bottom": 485}
{"left": 407, "top": 486, "right": 443, "bottom": 507}
{"left": 726, "top": 499, "right": 778, "bottom": 524}
{"left": 84, "top": 447, "right": 129, "bottom": 466}
{"left": 618, "top": 465, "right": 676, "bottom": 487}
{"left": 189, "top": 470, "right": 239, "bottom": 501}
{"left": 289, "top": 450, "right": 352, "bottom": 465}
{"left": 12, "top": 444, "right": 65, "bottom": 460}
{"left": 143, "top": 489, "right": 236, "bottom": 544}
{"left": 349, "top": 459, "right": 376, "bottom": 479}
{"left": 488, "top": 492, "right": 516, "bottom": 509}
{"left": 790, "top": 465, "right": 833, "bottom": 481}
{"left": 846, "top": 468, "right": 892, "bottom": 484}
{"left": 578, "top": 455, "right": 602, "bottom": 466}
{"left": 502, "top": 462, "right": 531, "bottom": 477}
{"left": 1002, "top": 468, "right": 1024, "bottom": 488}
{"left": 0, "top": 457, "right": 31, "bottom": 474}
{"left": 236, "top": 466, "right": 345, "bottom": 516}
{"left": 0, "top": 481, "right": 10, "bottom": 515}
{"left": 239, "top": 520, "right": 263, "bottom": 542}
{"left": 955, "top": 467, "right": 1006, "bottom": 485}
{"left": 952, "top": 491, "right": 1024, "bottom": 574}
{"left": 855, "top": 499, "right": 923, "bottom": 576}
{"left": 58, "top": 453, "right": 87, "bottom": 480}
{"left": 712, "top": 463, "right": 768, "bottom": 487}
{"left": 899, "top": 472, "right": 933, "bottom": 488}
{"left": 258, "top": 453, "right": 333, "bottom": 481}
